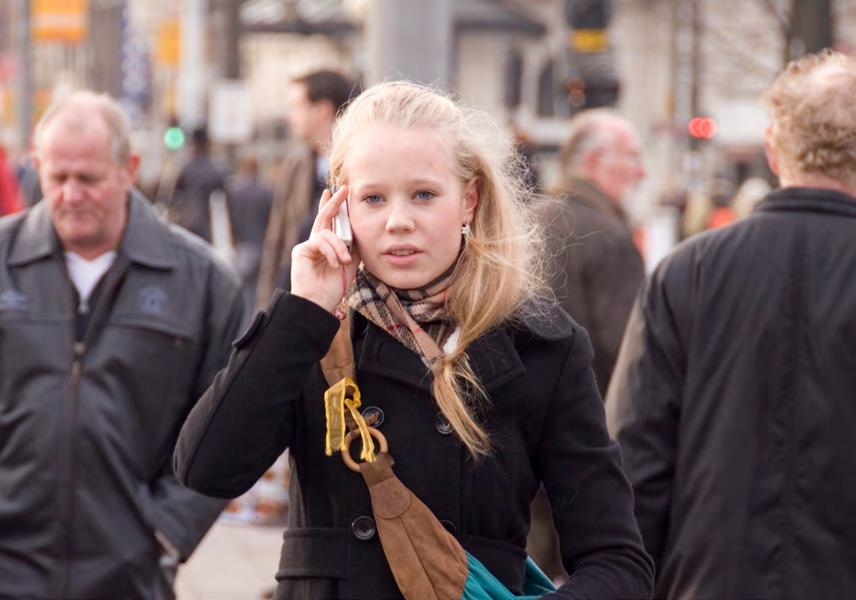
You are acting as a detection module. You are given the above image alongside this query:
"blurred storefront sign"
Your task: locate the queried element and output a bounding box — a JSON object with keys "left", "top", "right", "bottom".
{"left": 156, "top": 19, "right": 181, "bottom": 67}
{"left": 32, "top": 0, "right": 89, "bottom": 44}
{"left": 209, "top": 81, "right": 253, "bottom": 144}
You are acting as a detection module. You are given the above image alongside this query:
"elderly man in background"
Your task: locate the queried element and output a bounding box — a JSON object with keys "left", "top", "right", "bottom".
{"left": 539, "top": 109, "right": 646, "bottom": 395}
{"left": 608, "top": 50, "right": 856, "bottom": 599}
{"left": 528, "top": 109, "right": 646, "bottom": 582}
{"left": 0, "top": 91, "right": 244, "bottom": 598}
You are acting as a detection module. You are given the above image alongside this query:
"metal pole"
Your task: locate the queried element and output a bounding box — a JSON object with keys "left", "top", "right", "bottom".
{"left": 366, "top": 0, "right": 452, "bottom": 86}
{"left": 15, "top": 0, "right": 32, "bottom": 150}
{"left": 178, "top": 0, "right": 207, "bottom": 130}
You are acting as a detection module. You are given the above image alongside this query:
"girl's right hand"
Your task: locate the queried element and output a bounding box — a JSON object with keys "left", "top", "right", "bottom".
{"left": 290, "top": 186, "right": 359, "bottom": 313}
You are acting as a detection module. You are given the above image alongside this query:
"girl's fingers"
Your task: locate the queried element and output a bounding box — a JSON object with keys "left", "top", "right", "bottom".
{"left": 315, "top": 229, "right": 353, "bottom": 265}
{"left": 312, "top": 186, "right": 350, "bottom": 235}
{"left": 310, "top": 235, "right": 340, "bottom": 269}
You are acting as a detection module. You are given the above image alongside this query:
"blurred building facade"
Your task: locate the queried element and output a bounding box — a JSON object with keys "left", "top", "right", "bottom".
{"left": 1, "top": 0, "right": 854, "bottom": 225}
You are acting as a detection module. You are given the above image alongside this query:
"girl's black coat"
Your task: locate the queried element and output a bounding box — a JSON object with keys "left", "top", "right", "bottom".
{"left": 174, "top": 292, "right": 653, "bottom": 599}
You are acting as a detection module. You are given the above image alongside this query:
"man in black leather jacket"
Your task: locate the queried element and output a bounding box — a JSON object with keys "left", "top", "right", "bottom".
{"left": 607, "top": 50, "right": 856, "bottom": 599}
{"left": 0, "top": 91, "right": 245, "bottom": 598}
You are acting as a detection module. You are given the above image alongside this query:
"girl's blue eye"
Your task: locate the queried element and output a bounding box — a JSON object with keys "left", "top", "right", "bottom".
{"left": 415, "top": 190, "right": 435, "bottom": 200}
{"left": 363, "top": 194, "right": 383, "bottom": 204}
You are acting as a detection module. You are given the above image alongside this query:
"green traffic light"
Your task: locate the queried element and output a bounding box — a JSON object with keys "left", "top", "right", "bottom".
{"left": 164, "top": 126, "right": 185, "bottom": 150}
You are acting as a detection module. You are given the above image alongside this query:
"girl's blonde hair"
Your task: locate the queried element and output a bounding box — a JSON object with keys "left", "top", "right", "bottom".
{"left": 329, "top": 81, "right": 543, "bottom": 458}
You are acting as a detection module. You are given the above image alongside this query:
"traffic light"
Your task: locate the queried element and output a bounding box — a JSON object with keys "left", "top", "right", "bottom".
{"left": 688, "top": 117, "right": 717, "bottom": 140}
{"left": 163, "top": 123, "right": 185, "bottom": 151}
{"left": 566, "top": 74, "right": 620, "bottom": 111}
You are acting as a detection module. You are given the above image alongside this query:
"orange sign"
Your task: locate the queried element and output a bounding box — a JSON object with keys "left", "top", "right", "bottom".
{"left": 156, "top": 19, "right": 181, "bottom": 67}
{"left": 32, "top": 0, "right": 89, "bottom": 44}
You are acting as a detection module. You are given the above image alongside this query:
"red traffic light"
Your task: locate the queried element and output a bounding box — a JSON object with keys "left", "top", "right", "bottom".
{"left": 688, "top": 116, "right": 717, "bottom": 139}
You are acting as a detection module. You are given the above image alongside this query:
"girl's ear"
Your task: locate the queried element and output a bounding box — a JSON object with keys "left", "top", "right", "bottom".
{"left": 463, "top": 177, "right": 480, "bottom": 221}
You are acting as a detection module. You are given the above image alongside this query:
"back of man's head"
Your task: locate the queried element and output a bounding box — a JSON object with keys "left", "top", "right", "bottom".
{"left": 764, "top": 50, "right": 856, "bottom": 191}
{"left": 191, "top": 126, "right": 210, "bottom": 154}
{"left": 558, "top": 109, "right": 644, "bottom": 206}
{"left": 292, "top": 69, "right": 358, "bottom": 116}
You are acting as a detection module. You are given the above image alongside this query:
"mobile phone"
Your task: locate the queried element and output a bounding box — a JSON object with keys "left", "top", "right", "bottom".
{"left": 332, "top": 190, "right": 353, "bottom": 250}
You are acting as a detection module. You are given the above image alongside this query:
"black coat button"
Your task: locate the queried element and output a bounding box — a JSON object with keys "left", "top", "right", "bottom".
{"left": 361, "top": 406, "right": 385, "bottom": 428}
{"left": 434, "top": 412, "right": 453, "bottom": 435}
{"left": 440, "top": 519, "right": 457, "bottom": 534}
{"left": 351, "top": 516, "right": 376, "bottom": 541}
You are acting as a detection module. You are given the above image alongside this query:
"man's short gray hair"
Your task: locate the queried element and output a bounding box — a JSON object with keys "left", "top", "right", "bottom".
{"left": 34, "top": 90, "right": 133, "bottom": 165}
{"left": 558, "top": 109, "right": 632, "bottom": 190}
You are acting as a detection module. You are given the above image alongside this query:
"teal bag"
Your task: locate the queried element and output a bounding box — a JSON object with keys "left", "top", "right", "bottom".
{"left": 462, "top": 553, "right": 557, "bottom": 599}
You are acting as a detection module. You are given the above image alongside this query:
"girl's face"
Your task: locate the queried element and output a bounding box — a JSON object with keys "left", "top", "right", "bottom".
{"left": 345, "top": 125, "right": 478, "bottom": 290}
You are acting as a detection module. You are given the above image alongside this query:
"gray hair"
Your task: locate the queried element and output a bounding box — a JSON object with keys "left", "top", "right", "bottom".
{"left": 558, "top": 109, "right": 633, "bottom": 188}
{"left": 34, "top": 90, "right": 133, "bottom": 165}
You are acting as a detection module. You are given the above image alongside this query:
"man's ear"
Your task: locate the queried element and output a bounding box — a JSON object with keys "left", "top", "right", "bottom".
{"left": 463, "top": 177, "right": 480, "bottom": 222}
{"left": 763, "top": 125, "right": 780, "bottom": 177}
{"left": 123, "top": 153, "right": 141, "bottom": 185}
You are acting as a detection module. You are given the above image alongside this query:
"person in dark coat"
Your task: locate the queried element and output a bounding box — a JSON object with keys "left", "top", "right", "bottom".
{"left": 167, "top": 126, "right": 228, "bottom": 242}
{"left": 607, "top": 50, "right": 856, "bottom": 599}
{"left": 174, "top": 81, "right": 653, "bottom": 599}
{"left": 0, "top": 91, "right": 245, "bottom": 598}
{"left": 538, "top": 109, "right": 646, "bottom": 396}
{"left": 226, "top": 154, "right": 273, "bottom": 311}
{"left": 530, "top": 110, "right": 646, "bottom": 581}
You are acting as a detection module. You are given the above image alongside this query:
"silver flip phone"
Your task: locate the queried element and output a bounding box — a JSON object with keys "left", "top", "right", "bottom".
{"left": 332, "top": 190, "right": 353, "bottom": 249}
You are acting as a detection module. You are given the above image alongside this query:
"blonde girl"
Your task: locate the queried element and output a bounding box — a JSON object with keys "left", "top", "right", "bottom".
{"left": 175, "top": 81, "right": 653, "bottom": 600}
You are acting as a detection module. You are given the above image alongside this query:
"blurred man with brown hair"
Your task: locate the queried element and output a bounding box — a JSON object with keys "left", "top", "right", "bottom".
{"left": 608, "top": 50, "right": 856, "bottom": 599}
{"left": 255, "top": 69, "right": 357, "bottom": 308}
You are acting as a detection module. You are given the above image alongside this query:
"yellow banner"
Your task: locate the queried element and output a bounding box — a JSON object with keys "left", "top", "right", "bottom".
{"left": 571, "top": 29, "right": 608, "bottom": 53}
{"left": 156, "top": 19, "right": 181, "bottom": 67}
{"left": 32, "top": 0, "right": 89, "bottom": 44}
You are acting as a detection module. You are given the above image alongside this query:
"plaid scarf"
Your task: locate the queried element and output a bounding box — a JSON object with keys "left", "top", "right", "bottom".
{"left": 347, "top": 260, "right": 460, "bottom": 367}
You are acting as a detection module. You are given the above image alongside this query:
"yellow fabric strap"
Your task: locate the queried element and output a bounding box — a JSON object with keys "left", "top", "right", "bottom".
{"left": 324, "top": 376, "right": 377, "bottom": 462}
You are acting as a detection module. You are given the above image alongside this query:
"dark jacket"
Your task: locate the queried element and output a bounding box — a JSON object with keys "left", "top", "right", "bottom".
{"left": 174, "top": 291, "right": 653, "bottom": 600}
{"left": 607, "top": 187, "right": 856, "bottom": 599}
{"left": 539, "top": 178, "right": 644, "bottom": 395}
{"left": 169, "top": 154, "right": 228, "bottom": 242}
{"left": 0, "top": 194, "right": 245, "bottom": 599}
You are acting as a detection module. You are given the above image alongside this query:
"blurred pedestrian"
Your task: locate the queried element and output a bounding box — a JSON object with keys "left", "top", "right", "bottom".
{"left": 538, "top": 109, "right": 646, "bottom": 395}
{"left": 14, "top": 153, "right": 43, "bottom": 208}
{"left": 174, "top": 81, "right": 653, "bottom": 600}
{"left": 0, "top": 145, "right": 22, "bottom": 215}
{"left": 226, "top": 154, "right": 273, "bottom": 311}
{"left": 167, "top": 125, "right": 228, "bottom": 242}
{"left": 530, "top": 109, "right": 646, "bottom": 581}
{"left": 607, "top": 50, "right": 856, "bottom": 599}
{"left": 0, "top": 91, "right": 245, "bottom": 598}
{"left": 255, "top": 68, "right": 357, "bottom": 308}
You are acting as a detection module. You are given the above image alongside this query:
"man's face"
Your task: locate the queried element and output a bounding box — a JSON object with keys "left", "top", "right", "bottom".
{"left": 590, "top": 125, "right": 646, "bottom": 206}
{"left": 286, "top": 83, "right": 334, "bottom": 148}
{"left": 36, "top": 113, "right": 136, "bottom": 259}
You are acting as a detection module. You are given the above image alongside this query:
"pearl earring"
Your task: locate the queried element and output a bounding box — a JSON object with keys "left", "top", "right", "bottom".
{"left": 461, "top": 223, "right": 471, "bottom": 238}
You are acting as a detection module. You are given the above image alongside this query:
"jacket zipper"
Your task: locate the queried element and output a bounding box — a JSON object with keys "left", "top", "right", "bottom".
{"left": 61, "top": 340, "right": 85, "bottom": 597}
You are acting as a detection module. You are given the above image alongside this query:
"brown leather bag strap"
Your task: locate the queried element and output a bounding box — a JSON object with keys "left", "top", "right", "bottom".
{"left": 320, "top": 312, "right": 354, "bottom": 387}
